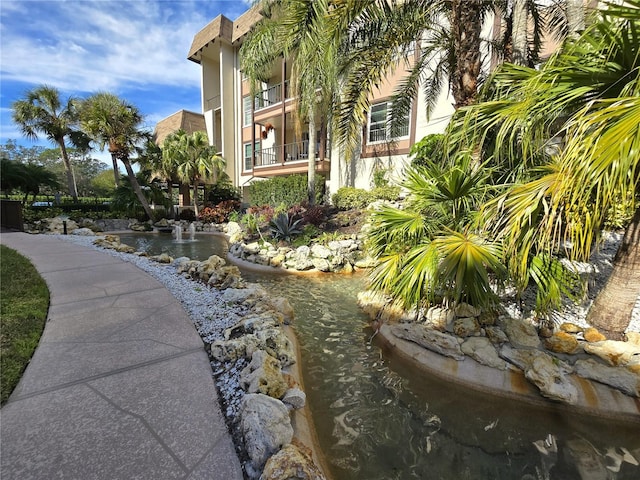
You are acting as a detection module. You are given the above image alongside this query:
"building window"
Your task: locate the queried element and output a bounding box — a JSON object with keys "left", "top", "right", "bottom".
{"left": 367, "top": 101, "right": 410, "bottom": 143}
{"left": 244, "top": 142, "right": 260, "bottom": 171}
{"left": 243, "top": 96, "right": 252, "bottom": 127}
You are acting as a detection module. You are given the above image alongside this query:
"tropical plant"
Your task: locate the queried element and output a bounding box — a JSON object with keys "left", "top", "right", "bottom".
{"left": 448, "top": 0, "right": 640, "bottom": 337}
{"left": 162, "top": 130, "right": 225, "bottom": 216}
{"left": 366, "top": 152, "right": 504, "bottom": 311}
{"left": 0, "top": 159, "right": 59, "bottom": 204}
{"left": 331, "top": 0, "right": 580, "bottom": 152}
{"left": 241, "top": 0, "right": 340, "bottom": 205}
{"left": 269, "top": 212, "right": 304, "bottom": 242}
{"left": 11, "top": 85, "right": 90, "bottom": 200}
{"left": 79, "top": 92, "right": 154, "bottom": 220}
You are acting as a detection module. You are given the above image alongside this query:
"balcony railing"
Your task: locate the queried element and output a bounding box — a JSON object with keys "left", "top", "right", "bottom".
{"left": 254, "top": 81, "right": 289, "bottom": 111}
{"left": 254, "top": 140, "right": 319, "bottom": 168}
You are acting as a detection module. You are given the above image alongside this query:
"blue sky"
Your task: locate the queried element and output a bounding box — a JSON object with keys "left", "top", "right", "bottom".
{"left": 0, "top": 0, "right": 252, "bottom": 165}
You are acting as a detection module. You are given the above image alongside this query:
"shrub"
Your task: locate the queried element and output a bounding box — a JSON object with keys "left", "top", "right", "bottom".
{"left": 410, "top": 133, "right": 445, "bottom": 168}
{"left": 247, "top": 204, "right": 275, "bottom": 224}
{"left": 302, "top": 205, "right": 327, "bottom": 226}
{"left": 332, "top": 187, "right": 374, "bottom": 210}
{"left": 371, "top": 186, "right": 401, "bottom": 202}
{"left": 179, "top": 209, "right": 197, "bottom": 221}
{"left": 249, "top": 174, "right": 325, "bottom": 207}
{"left": 198, "top": 200, "right": 241, "bottom": 224}
{"left": 269, "top": 213, "right": 303, "bottom": 242}
{"left": 207, "top": 182, "right": 241, "bottom": 205}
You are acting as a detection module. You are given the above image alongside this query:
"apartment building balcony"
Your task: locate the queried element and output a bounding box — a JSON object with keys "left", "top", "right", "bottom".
{"left": 251, "top": 140, "right": 330, "bottom": 177}
{"left": 253, "top": 81, "right": 295, "bottom": 122}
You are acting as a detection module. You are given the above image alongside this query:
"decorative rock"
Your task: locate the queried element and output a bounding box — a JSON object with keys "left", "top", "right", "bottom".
{"left": 584, "top": 327, "right": 606, "bottom": 343}
{"left": 71, "top": 227, "right": 95, "bottom": 236}
{"left": 485, "top": 326, "right": 509, "bottom": 345}
{"left": 424, "top": 307, "right": 454, "bottom": 331}
{"left": 452, "top": 317, "right": 481, "bottom": 337}
{"left": 270, "top": 254, "right": 286, "bottom": 268}
{"left": 356, "top": 291, "right": 414, "bottom": 323}
{"left": 208, "top": 265, "right": 244, "bottom": 289}
{"left": 574, "top": 358, "right": 640, "bottom": 397}
{"left": 312, "top": 258, "right": 331, "bottom": 272}
{"left": 150, "top": 253, "right": 173, "bottom": 263}
{"left": 221, "top": 285, "right": 269, "bottom": 305}
{"left": 626, "top": 331, "right": 640, "bottom": 346}
{"left": 240, "top": 350, "right": 288, "bottom": 399}
{"left": 500, "top": 346, "right": 578, "bottom": 404}
{"left": 282, "top": 387, "right": 306, "bottom": 410}
{"left": 559, "top": 322, "right": 583, "bottom": 334}
{"left": 310, "top": 244, "right": 331, "bottom": 259}
{"left": 390, "top": 323, "right": 464, "bottom": 360}
{"left": 454, "top": 303, "right": 481, "bottom": 318}
{"left": 583, "top": 340, "right": 640, "bottom": 367}
{"left": 267, "top": 297, "right": 295, "bottom": 324}
{"left": 226, "top": 221, "right": 244, "bottom": 243}
{"left": 240, "top": 393, "right": 293, "bottom": 478}
{"left": 461, "top": 337, "right": 507, "bottom": 370}
{"left": 500, "top": 317, "right": 541, "bottom": 348}
{"left": 48, "top": 217, "right": 79, "bottom": 233}
{"left": 116, "top": 244, "right": 136, "bottom": 253}
{"left": 261, "top": 443, "right": 325, "bottom": 480}
{"left": 544, "top": 331, "right": 580, "bottom": 355}
{"left": 254, "top": 327, "right": 296, "bottom": 366}
{"left": 353, "top": 255, "right": 377, "bottom": 269}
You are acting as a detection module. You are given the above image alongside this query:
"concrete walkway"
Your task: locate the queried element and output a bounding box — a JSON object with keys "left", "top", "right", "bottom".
{"left": 0, "top": 231, "right": 243, "bottom": 480}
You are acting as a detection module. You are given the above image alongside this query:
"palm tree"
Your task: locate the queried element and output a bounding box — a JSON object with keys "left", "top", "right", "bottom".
{"left": 11, "top": 85, "right": 88, "bottom": 201}
{"left": 0, "top": 159, "right": 59, "bottom": 204}
{"left": 449, "top": 0, "right": 640, "bottom": 338}
{"left": 162, "top": 130, "right": 225, "bottom": 216}
{"left": 79, "top": 92, "right": 154, "bottom": 220}
{"left": 241, "top": 0, "right": 340, "bottom": 205}
{"left": 332, "top": 0, "right": 579, "bottom": 151}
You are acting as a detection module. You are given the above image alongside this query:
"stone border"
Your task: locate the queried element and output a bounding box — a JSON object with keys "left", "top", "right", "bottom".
{"left": 376, "top": 324, "right": 640, "bottom": 423}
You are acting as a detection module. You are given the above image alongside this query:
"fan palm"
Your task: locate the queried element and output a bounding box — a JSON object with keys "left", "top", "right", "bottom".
{"left": 11, "top": 85, "right": 88, "bottom": 200}
{"left": 367, "top": 153, "right": 505, "bottom": 312}
{"left": 241, "top": 0, "right": 340, "bottom": 205}
{"left": 162, "top": 130, "right": 225, "bottom": 216}
{"left": 449, "top": 0, "right": 640, "bottom": 337}
{"left": 79, "top": 92, "right": 154, "bottom": 220}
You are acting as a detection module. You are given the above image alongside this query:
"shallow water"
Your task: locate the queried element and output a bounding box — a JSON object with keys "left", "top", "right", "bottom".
{"left": 119, "top": 233, "right": 640, "bottom": 480}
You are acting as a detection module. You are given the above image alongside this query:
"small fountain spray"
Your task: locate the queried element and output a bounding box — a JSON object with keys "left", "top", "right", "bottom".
{"left": 188, "top": 223, "right": 196, "bottom": 241}
{"left": 173, "top": 224, "right": 182, "bottom": 242}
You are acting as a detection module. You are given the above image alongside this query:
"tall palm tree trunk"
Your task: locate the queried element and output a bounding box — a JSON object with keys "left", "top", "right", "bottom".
{"left": 451, "top": 0, "right": 482, "bottom": 109}
{"left": 110, "top": 152, "right": 121, "bottom": 187}
{"left": 307, "top": 114, "right": 317, "bottom": 206}
{"left": 57, "top": 140, "right": 78, "bottom": 200}
{"left": 121, "top": 157, "right": 154, "bottom": 220}
{"left": 192, "top": 180, "right": 200, "bottom": 216}
{"left": 512, "top": 0, "right": 528, "bottom": 65}
{"left": 586, "top": 206, "right": 640, "bottom": 339}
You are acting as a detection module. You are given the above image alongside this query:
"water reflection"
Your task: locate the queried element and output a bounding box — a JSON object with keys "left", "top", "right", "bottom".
{"left": 118, "top": 233, "right": 640, "bottom": 479}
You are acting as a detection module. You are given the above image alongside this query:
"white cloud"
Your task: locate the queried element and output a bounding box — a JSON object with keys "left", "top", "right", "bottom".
{"left": 0, "top": 0, "right": 235, "bottom": 93}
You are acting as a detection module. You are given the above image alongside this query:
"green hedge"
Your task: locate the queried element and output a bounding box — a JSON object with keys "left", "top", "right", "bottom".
{"left": 332, "top": 186, "right": 401, "bottom": 210}
{"left": 249, "top": 174, "right": 325, "bottom": 207}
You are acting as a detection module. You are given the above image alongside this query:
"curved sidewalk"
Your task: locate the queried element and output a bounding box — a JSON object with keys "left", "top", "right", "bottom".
{"left": 0, "top": 231, "right": 243, "bottom": 480}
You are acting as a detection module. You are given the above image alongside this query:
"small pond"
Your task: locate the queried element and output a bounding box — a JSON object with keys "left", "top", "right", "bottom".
{"left": 118, "top": 232, "right": 640, "bottom": 480}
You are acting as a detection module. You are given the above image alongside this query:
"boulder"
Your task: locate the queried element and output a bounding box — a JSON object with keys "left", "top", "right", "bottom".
{"left": 71, "top": 227, "right": 94, "bottom": 236}
{"left": 461, "top": 337, "right": 507, "bottom": 370}
{"left": 244, "top": 242, "right": 262, "bottom": 254}
{"left": 225, "top": 314, "right": 280, "bottom": 340}
{"left": 116, "top": 244, "right": 136, "bottom": 254}
{"left": 485, "top": 326, "right": 509, "bottom": 345}
{"left": 452, "top": 317, "right": 481, "bottom": 337}
{"left": 423, "top": 307, "right": 454, "bottom": 332}
{"left": 240, "top": 394, "right": 293, "bottom": 478}
{"left": 208, "top": 265, "right": 244, "bottom": 289}
{"left": 48, "top": 217, "right": 79, "bottom": 233}
{"left": 584, "top": 327, "right": 607, "bottom": 343}
{"left": 500, "top": 317, "right": 541, "bottom": 348}
{"left": 241, "top": 351, "right": 288, "bottom": 399}
{"left": 454, "top": 303, "right": 481, "bottom": 318}
{"left": 500, "top": 345, "right": 577, "bottom": 404}
{"left": 282, "top": 388, "right": 306, "bottom": 410}
{"left": 226, "top": 221, "right": 245, "bottom": 243}
{"left": 574, "top": 358, "right": 640, "bottom": 397}
{"left": 221, "top": 284, "right": 269, "bottom": 305}
{"left": 210, "top": 336, "right": 261, "bottom": 362}
{"left": 150, "top": 253, "right": 173, "bottom": 263}
{"left": 353, "top": 255, "right": 377, "bottom": 269}
{"left": 390, "top": 323, "right": 464, "bottom": 360}
{"left": 254, "top": 327, "right": 296, "bottom": 366}
{"left": 544, "top": 331, "right": 581, "bottom": 355}
{"left": 583, "top": 340, "right": 640, "bottom": 366}
{"left": 261, "top": 443, "right": 325, "bottom": 480}
{"left": 267, "top": 297, "right": 295, "bottom": 324}
{"left": 559, "top": 322, "right": 583, "bottom": 334}
{"left": 312, "top": 258, "right": 331, "bottom": 272}
{"left": 310, "top": 244, "right": 331, "bottom": 259}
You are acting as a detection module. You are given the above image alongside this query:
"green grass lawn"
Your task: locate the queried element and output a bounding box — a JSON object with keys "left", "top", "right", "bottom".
{"left": 0, "top": 245, "right": 49, "bottom": 405}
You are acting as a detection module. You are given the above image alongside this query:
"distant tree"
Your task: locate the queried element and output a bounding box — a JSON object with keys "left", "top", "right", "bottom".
{"left": 80, "top": 92, "right": 154, "bottom": 219}
{"left": 90, "top": 170, "right": 117, "bottom": 198}
{"left": 11, "top": 85, "right": 89, "bottom": 201}
{"left": 0, "top": 158, "right": 59, "bottom": 203}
